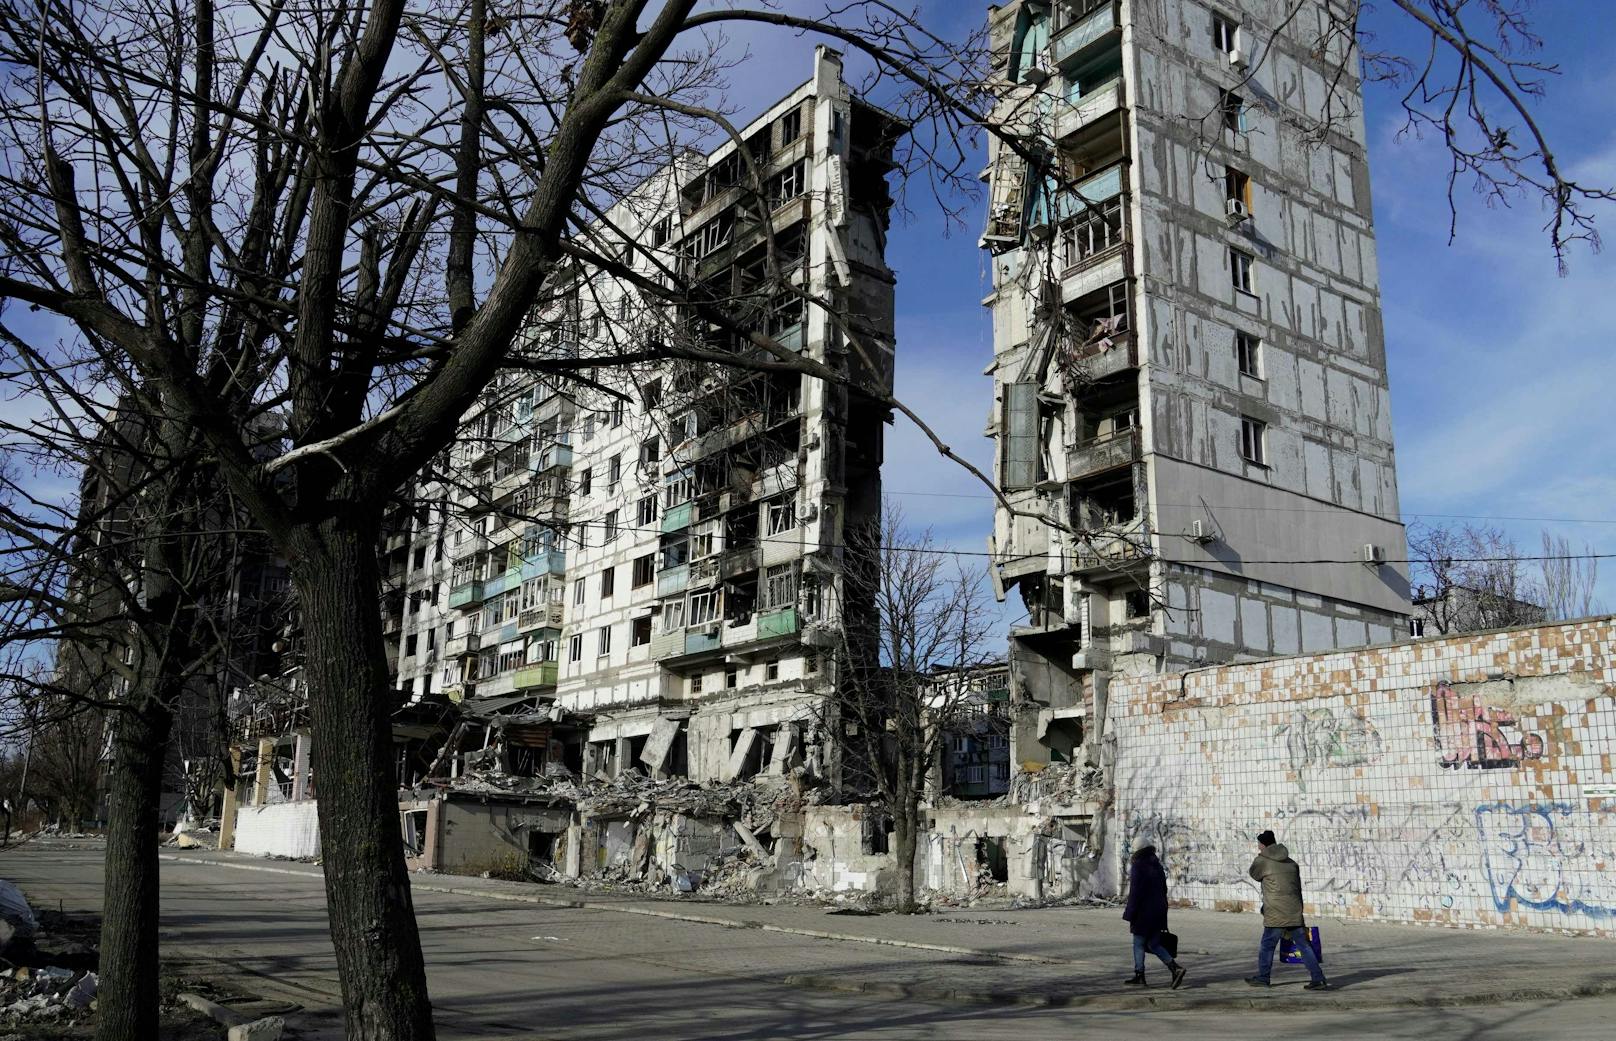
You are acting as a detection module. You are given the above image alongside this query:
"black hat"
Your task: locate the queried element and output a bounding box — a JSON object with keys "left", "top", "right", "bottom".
{"left": 1257, "top": 829, "right": 1276, "bottom": 846}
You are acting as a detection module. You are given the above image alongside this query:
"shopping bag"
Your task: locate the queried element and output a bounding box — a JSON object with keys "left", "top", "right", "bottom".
{"left": 1279, "top": 926, "right": 1323, "bottom": 964}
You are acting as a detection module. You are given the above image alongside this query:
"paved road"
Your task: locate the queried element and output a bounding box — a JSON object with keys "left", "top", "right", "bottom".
{"left": 4, "top": 840, "right": 1612, "bottom": 1040}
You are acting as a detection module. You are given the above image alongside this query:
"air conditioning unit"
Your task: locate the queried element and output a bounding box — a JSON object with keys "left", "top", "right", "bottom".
{"left": 1188, "top": 519, "right": 1216, "bottom": 544}
{"left": 1229, "top": 48, "right": 1248, "bottom": 70}
{"left": 1362, "top": 543, "right": 1387, "bottom": 565}
{"left": 1025, "top": 219, "right": 1053, "bottom": 243}
{"left": 1225, "top": 197, "right": 1250, "bottom": 224}
{"left": 1021, "top": 62, "right": 1051, "bottom": 86}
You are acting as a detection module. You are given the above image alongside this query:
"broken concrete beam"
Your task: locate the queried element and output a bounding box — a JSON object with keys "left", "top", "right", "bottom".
{"left": 178, "top": 993, "right": 285, "bottom": 1041}
{"left": 732, "top": 821, "right": 771, "bottom": 861}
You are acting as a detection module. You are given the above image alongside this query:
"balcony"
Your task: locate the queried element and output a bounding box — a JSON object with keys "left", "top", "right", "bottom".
{"left": 657, "top": 564, "right": 690, "bottom": 597}
{"left": 662, "top": 501, "right": 695, "bottom": 532}
{"left": 519, "top": 549, "right": 566, "bottom": 580}
{"left": 1071, "top": 517, "right": 1150, "bottom": 573}
{"left": 719, "top": 544, "right": 760, "bottom": 580}
{"left": 529, "top": 444, "right": 574, "bottom": 474}
{"left": 482, "top": 572, "right": 511, "bottom": 599}
{"left": 1066, "top": 332, "right": 1138, "bottom": 382}
{"left": 512, "top": 661, "right": 558, "bottom": 690}
{"left": 450, "top": 534, "right": 488, "bottom": 560}
{"left": 684, "top": 628, "right": 722, "bottom": 655}
{"left": 518, "top": 602, "right": 565, "bottom": 631}
{"left": 1056, "top": 78, "right": 1123, "bottom": 142}
{"left": 447, "top": 580, "right": 485, "bottom": 609}
{"left": 1068, "top": 428, "right": 1140, "bottom": 480}
{"left": 445, "top": 632, "right": 481, "bottom": 658}
{"left": 1051, "top": 1, "right": 1119, "bottom": 68}
{"left": 758, "top": 606, "right": 800, "bottom": 639}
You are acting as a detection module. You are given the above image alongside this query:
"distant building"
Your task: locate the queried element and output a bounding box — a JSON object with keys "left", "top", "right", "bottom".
{"left": 925, "top": 663, "right": 1012, "bottom": 799}
{"left": 1409, "top": 583, "right": 1547, "bottom": 638}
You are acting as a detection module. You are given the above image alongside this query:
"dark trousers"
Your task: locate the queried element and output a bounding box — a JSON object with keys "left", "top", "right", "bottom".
{"left": 1132, "top": 932, "right": 1174, "bottom": 972}
{"left": 1256, "top": 925, "right": 1323, "bottom": 983}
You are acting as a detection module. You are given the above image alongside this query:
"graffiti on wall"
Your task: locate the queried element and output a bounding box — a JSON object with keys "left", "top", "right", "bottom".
{"left": 1274, "top": 706, "right": 1382, "bottom": 789}
{"left": 1430, "top": 682, "right": 1546, "bottom": 769}
{"left": 1475, "top": 803, "right": 1616, "bottom": 918}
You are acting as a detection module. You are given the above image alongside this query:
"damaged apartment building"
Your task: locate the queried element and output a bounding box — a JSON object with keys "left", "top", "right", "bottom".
{"left": 981, "top": 0, "right": 1412, "bottom": 768}
{"left": 324, "top": 47, "right": 907, "bottom": 876}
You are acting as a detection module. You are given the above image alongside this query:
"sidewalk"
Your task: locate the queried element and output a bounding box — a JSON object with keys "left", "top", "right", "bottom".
{"left": 160, "top": 847, "right": 1616, "bottom": 1013}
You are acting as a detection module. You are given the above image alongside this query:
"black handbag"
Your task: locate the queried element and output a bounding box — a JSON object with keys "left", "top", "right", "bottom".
{"left": 1159, "top": 929, "right": 1179, "bottom": 958}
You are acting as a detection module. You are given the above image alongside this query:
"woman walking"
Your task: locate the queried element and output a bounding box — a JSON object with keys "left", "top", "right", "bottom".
{"left": 1122, "top": 844, "right": 1187, "bottom": 988}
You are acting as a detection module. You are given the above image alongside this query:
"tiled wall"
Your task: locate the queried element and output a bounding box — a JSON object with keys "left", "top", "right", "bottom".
{"left": 1108, "top": 618, "right": 1616, "bottom": 934}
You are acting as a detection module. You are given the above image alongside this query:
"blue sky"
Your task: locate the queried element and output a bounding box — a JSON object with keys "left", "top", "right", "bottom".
{"left": 710, "top": 2, "right": 1616, "bottom": 619}
{"left": 8, "top": 4, "right": 1610, "bottom": 623}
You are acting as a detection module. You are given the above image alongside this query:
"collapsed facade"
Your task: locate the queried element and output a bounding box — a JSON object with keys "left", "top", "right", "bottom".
{"left": 980, "top": 0, "right": 1411, "bottom": 769}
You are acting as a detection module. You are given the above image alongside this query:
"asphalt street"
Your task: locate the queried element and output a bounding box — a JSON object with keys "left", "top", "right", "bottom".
{"left": 4, "top": 840, "right": 1612, "bottom": 1041}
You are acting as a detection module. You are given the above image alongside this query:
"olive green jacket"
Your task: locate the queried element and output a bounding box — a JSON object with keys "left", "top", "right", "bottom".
{"left": 1249, "top": 844, "right": 1306, "bottom": 928}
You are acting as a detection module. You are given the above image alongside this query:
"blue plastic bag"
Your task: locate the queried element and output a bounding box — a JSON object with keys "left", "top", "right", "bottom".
{"left": 1279, "top": 926, "right": 1323, "bottom": 965}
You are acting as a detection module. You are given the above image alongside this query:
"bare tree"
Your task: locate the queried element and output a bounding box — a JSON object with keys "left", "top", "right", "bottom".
{"left": 0, "top": 397, "right": 263, "bottom": 1039}
{"left": 1408, "top": 521, "right": 1544, "bottom": 634}
{"left": 0, "top": 0, "right": 1605, "bottom": 1035}
{"left": 1539, "top": 531, "right": 1601, "bottom": 622}
{"left": 829, "top": 506, "right": 997, "bottom": 913}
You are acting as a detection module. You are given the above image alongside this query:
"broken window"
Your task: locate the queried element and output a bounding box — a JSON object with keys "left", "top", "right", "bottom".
{"left": 568, "top": 634, "right": 583, "bottom": 663}
{"left": 765, "top": 496, "right": 796, "bottom": 536}
{"left": 402, "top": 810, "right": 429, "bottom": 856}
{"left": 661, "top": 534, "right": 690, "bottom": 569}
{"left": 637, "top": 495, "right": 658, "bottom": 527}
{"left": 769, "top": 161, "right": 805, "bottom": 205}
{"left": 632, "top": 615, "right": 653, "bottom": 646}
{"left": 725, "top": 666, "right": 738, "bottom": 689}
{"left": 600, "top": 567, "right": 615, "bottom": 599}
{"left": 577, "top": 466, "right": 593, "bottom": 496}
{"left": 1212, "top": 11, "right": 1239, "bottom": 56}
{"left": 639, "top": 438, "right": 660, "bottom": 467}
{"left": 1060, "top": 195, "right": 1124, "bottom": 267}
{"left": 1225, "top": 166, "right": 1251, "bottom": 217}
{"left": 690, "top": 520, "right": 717, "bottom": 559}
{"left": 861, "top": 814, "right": 892, "bottom": 855}
{"left": 573, "top": 579, "right": 586, "bottom": 606}
{"left": 1220, "top": 90, "right": 1248, "bottom": 134}
{"left": 688, "top": 589, "right": 721, "bottom": 627}
{"left": 1236, "top": 331, "right": 1262, "bottom": 378}
{"left": 632, "top": 553, "right": 655, "bottom": 588}
{"left": 764, "top": 563, "right": 797, "bottom": 609}
{"left": 608, "top": 453, "right": 621, "bottom": 490}
{"left": 777, "top": 106, "right": 801, "bottom": 145}
{"left": 1230, "top": 247, "right": 1255, "bottom": 294}
{"left": 597, "top": 625, "right": 612, "bottom": 657}
{"left": 1240, "top": 415, "right": 1267, "bottom": 465}
{"left": 604, "top": 510, "right": 620, "bottom": 543}
{"left": 766, "top": 660, "right": 780, "bottom": 681}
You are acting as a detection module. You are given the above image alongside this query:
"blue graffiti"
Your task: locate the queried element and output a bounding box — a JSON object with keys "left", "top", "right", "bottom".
{"left": 1474, "top": 802, "right": 1616, "bottom": 919}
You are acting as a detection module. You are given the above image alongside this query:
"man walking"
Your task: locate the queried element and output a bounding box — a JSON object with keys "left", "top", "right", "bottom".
{"left": 1246, "top": 829, "right": 1328, "bottom": 990}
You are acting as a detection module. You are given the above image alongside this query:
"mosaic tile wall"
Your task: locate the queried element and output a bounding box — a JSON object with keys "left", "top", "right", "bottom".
{"left": 1107, "top": 618, "right": 1616, "bottom": 934}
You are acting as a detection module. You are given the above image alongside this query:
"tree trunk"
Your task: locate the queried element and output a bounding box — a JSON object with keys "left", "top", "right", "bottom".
{"left": 892, "top": 768, "right": 919, "bottom": 914}
{"left": 291, "top": 517, "right": 436, "bottom": 1041}
{"left": 95, "top": 696, "right": 174, "bottom": 1041}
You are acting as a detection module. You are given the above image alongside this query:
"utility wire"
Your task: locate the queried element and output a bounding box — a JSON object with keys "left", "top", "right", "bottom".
{"left": 457, "top": 515, "right": 1616, "bottom": 568}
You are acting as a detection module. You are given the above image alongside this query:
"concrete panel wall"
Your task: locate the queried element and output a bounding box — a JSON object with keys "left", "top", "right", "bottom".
{"left": 1108, "top": 617, "right": 1616, "bottom": 934}
{"left": 234, "top": 801, "right": 321, "bottom": 859}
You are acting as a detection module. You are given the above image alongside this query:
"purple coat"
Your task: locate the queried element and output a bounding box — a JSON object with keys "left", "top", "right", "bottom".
{"left": 1123, "top": 846, "right": 1169, "bottom": 936}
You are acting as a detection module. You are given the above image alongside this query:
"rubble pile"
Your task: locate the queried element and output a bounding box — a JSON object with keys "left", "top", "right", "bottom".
{"left": 1007, "top": 761, "right": 1104, "bottom": 807}
{"left": 0, "top": 966, "right": 97, "bottom": 1024}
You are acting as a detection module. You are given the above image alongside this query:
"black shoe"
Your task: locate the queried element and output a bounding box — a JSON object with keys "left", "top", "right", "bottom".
{"left": 1305, "top": 979, "right": 1330, "bottom": 991}
{"left": 1170, "top": 963, "right": 1187, "bottom": 989}
{"left": 1244, "top": 976, "right": 1270, "bottom": 987}
{"left": 1124, "top": 971, "right": 1146, "bottom": 986}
